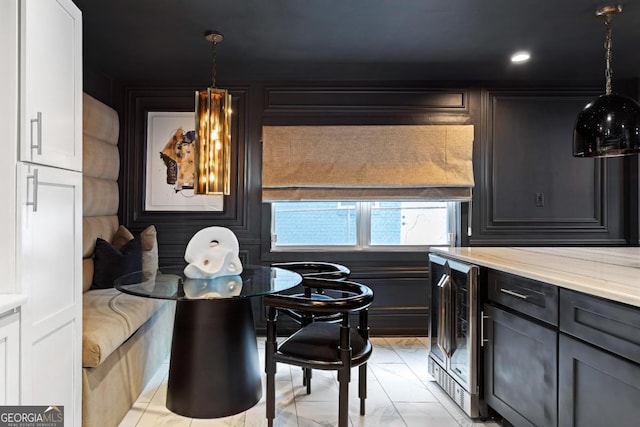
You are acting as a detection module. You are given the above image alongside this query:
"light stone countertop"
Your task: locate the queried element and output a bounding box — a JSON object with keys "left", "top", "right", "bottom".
{"left": 0, "top": 294, "right": 27, "bottom": 316}
{"left": 430, "top": 247, "right": 640, "bottom": 308}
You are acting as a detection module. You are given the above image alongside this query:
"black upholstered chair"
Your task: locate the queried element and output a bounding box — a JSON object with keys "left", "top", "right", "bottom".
{"left": 271, "top": 261, "right": 351, "bottom": 390}
{"left": 264, "top": 277, "right": 373, "bottom": 427}
{"left": 271, "top": 261, "right": 350, "bottom": 325}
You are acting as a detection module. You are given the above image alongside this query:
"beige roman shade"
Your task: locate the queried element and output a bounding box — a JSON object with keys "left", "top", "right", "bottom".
{"left": 262, "top": 125, "right": 475, "bottom": 201}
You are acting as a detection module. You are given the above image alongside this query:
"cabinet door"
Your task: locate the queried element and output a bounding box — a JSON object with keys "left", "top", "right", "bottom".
{"left": 0, "top": 0, "right": 18, "bottom": 292}
{"left": 20, "top": 0, "right": 82, "bottom": 171}
{"left": 484, "top": 304, "right": 557, "bottom": 427}
{"left": 17, "top": 163, "right": 81, "bottom": 427}
{"left": 0, "top": 311, "right": 20, "bottom": 404}
{"left": 559, "top": 334, "right": 640, "bottom": 427}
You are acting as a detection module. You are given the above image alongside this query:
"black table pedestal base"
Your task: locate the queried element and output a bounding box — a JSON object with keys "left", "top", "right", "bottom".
{"left": 166, "top": 298, "right": 262, "bottom": 418}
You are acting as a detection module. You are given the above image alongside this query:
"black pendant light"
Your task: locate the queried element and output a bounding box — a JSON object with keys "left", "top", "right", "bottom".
{"left": 573, "top": 4, "right": 640, "bottom": 158}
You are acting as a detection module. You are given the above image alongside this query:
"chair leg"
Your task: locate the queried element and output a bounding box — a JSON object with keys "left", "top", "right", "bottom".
{"left": 304, "top": 368, "right": 312, "bottom": 394}
{"left": 266, "top": 360, "right": 276, "bottom": 424}
{"left": 338, "top": 367, "right": 349, "bottom": 427}
{"left": 359, "top": 363, "right": 367, "bottom": 415}
{"left": 266, "top": 308, "right": 277, "bottom": 427}
{"left": 265, "top": 353, "right": 276, "bottom": 426}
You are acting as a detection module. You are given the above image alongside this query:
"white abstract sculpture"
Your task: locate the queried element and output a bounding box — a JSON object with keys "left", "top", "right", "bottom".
{"left": 183, "top": 226, "right": 243, "bottom": 279}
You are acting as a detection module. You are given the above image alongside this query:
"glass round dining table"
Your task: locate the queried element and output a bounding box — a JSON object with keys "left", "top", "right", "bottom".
{"left": 115, "top": 265, "right": 302, "bottom": 419}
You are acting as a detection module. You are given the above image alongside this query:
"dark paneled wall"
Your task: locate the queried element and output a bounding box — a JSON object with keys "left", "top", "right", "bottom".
{"left": 83, "top": 77, "right": 638, "bottom": 335}
{"left": 118, "top": 86, "right": 262, "bottom": 266}
{"left": 471, "top": 88, "right": 628, "bottom": 245}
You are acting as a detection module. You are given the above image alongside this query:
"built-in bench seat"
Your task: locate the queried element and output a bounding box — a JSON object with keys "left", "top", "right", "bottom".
{"left": 82, "top": 289, "right": 167, "bottom": 368}
{"left": 81, "top": 93, "right": 174, "bottom": 427}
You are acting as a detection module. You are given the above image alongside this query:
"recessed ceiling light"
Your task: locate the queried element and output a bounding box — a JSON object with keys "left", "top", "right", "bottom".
{"left": 511, "top": 51, "right": 531, "bottom": 64}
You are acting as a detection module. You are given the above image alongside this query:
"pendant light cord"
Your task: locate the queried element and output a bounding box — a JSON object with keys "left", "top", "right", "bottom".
{"left": 211, "top": 40, "right": 217, "bottom": 88}
{"left": 604, "top": 14, "right": 613, "bottom": 95}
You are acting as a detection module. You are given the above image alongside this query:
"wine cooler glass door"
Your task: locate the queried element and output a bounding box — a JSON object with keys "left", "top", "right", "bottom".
{"left": 447, "top": 261, "right": 478, "bottom": 393}
{"left": 428, "top": 256, "right": 447, "bottom": 368}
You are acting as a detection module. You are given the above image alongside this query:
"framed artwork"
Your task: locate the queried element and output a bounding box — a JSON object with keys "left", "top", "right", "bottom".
{"left": 144, "top": 111, "right": 223, "bottom": 211}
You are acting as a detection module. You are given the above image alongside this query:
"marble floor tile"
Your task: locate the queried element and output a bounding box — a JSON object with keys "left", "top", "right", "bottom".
{"left": 289, "top": 367, "right": 340, "bottom": 401}
{"left": 118, "top": 402, "right": 148, "bottom": 427}
{"left": 370, "top": 364, "right": 439, "bottom": 403}
{"left": 120, "top": 337, "right": 502, "bottom": 427}
{"left": 384, "top": 337, "right": 428, "bottom": 350}
{"left": 190, "top": 413, "right": 246, "bottom": 427}
{"left": 294, "top": 401, "right": 347, "bottom": 427}
{"left": 395, "top": 402, "right": 460, "bottom": 427}
{"left": 136, "top": 363, "right": 169, "bottom": 404}
{"left": 349, "top": 404, "right": 407, "bottom": 427}
{"left": 245, "top": 398, "right": 298, "bottom": 426}
{"left": 133, "top": 406, "right": 192, "bottom": 427}
{"left": 367, "top": 338, "right": 404, "bottom": 365}
{"left": 457, "top": 421, "right": 503, "bottom": 427}
{"left": 132, "top": 382, "right": 192, "bottom": 427}
{"left": 392, "top": 350, "right": 432, "bottom": 382}
{"left": 347, "top": 375, "right": 406, "bottom": 427}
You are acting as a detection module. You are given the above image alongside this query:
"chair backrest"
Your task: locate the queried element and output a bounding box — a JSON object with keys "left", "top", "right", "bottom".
{"left": 271, "top": 262, "right": 350, "bottom": 280}
{"left": 264, "top": 278, "right": 373, "bottom": 314}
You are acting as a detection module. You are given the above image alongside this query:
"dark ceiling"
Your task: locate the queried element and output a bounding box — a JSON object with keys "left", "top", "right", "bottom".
{"left": 72, "top": 0, "right": 640, "bottom": 86}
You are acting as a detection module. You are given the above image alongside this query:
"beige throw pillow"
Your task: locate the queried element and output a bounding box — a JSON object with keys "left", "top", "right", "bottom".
{"left": 112, "top": 225, "right": 158, "bottom": 272}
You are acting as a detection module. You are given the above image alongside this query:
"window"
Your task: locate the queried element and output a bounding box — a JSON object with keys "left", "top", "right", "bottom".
{"left": 271, "top": 201, "right": 457, "bottom": 251}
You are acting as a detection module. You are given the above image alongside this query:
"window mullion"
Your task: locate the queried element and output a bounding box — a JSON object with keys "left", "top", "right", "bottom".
{"left": 447, "top": 201, "right": 457, "bottom": 247}
{"left": 358, "top": 201, "right": 371, "bottom": 248}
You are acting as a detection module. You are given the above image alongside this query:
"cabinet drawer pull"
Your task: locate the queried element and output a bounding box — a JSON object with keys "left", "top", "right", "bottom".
{"left": 26, "top": 168, "right": 39, "bottom": 212}
{"left": 30, "top": 112, "right": 42, "bottom": 155}
{"left": 500, "top": 288, "right": 529, "bottom": 300}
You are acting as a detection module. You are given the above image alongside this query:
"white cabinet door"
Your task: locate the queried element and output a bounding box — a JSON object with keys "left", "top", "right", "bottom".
{"left": 20, "top": 0, "right": 82, "bottom": 171}
{"left": 0, "top": 0, "right": 18, "bottom": 292}
{"left": 17, "top": 163, "right": 81, "bottom": 427}
{"left": 0, "top": 311, "right": 20, "bottom": 405}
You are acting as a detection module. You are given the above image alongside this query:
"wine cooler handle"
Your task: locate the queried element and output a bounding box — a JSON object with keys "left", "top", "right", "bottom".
{"left": 436, "top": 273, "right": 449, "bottom": 289}
{"left": 437, "top": 273, "right": 451, "bottom": 356}
{"left": 480, "top": 310, "right": 490, "bottom": 347}
{"left": 447, "top": 280, "right": 457, "bottom": 356}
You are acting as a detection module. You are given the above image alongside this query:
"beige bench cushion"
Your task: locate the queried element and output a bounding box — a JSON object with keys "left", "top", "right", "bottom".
{"left": 82, "top": 288, "right": 168, "bottom": 368}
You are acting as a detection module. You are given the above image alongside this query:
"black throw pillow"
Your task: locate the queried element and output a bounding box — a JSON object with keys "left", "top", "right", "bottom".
{"left": 91, "top": 236, "right": 143, "bottom": 289}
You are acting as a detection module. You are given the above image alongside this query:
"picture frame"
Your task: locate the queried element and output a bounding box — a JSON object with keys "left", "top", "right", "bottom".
{"left": 144, "top": 111, "right": 224, "bottom": 211}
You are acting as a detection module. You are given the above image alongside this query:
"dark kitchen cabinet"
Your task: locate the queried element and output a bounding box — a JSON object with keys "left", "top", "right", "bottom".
{"left": 483, "top": 304, "right": 558, "bottom": 427}
{"left": 558, "top": 334, "right": 640, "bottom": 427}
{"left": 558, "top": 289, "right": 640, "bottom": 427}
{"left": 423, "top": 253, "right": 640, "bottom": 427}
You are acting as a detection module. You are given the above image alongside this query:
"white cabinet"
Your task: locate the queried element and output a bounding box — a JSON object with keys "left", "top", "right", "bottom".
{"left": 0, "top": 0, "right": 18, "bottom": 292}
{"left": 4, "top": 0, "right": 83, "bottom": 425}
{"left": 20, "top": 0, "right": 82, "bottom": 171}
{"left": 0, "top": 310, "right": 20, "bottom": 405}
{"left": 17, "top": 163, "right": 82, "bottom": 427}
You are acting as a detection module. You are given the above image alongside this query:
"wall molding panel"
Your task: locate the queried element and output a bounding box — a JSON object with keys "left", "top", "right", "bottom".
{"left": 263, "top": 85, "right": 471, "bottom": 125}
{"left": 471, "top": 88, "right": 628, "bottom": 246}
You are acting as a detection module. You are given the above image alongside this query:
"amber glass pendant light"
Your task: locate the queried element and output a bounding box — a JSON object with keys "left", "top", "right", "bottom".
{"left": 573, "top": 4, "right": 640, "bottom": 158}
{"left": 195, "top": 31, "right": 232, "bottom": 195}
